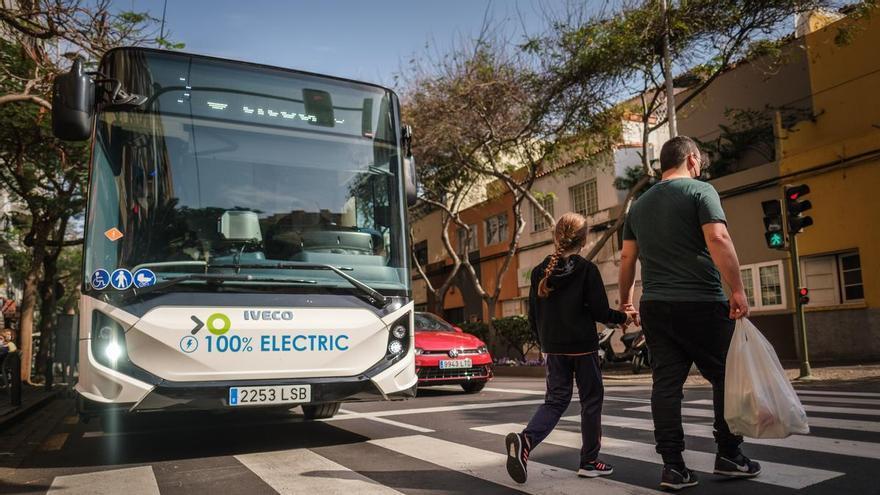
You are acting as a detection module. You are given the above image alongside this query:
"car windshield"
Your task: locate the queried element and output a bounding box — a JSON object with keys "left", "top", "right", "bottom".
{"left": 83, "top": 49, "right": 408, "bottom": 294}
{"left": 414, "top": 313, "right": 456, "bottom": 332}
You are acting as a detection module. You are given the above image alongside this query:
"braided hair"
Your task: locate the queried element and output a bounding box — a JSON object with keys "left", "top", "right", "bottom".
{"left": 537, "top": 212, "right": 589, "bottom": 298}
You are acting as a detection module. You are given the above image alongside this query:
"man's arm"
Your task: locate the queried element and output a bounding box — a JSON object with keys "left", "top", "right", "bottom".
{"left": 702, "top": 222, "right": 750, "bottom": 319}
{"left": 618, "top": 240, "right": 640, "bottom": 325}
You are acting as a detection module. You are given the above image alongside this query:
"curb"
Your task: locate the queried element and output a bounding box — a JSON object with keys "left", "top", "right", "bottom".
{"left": 0, "top": 389, "right": 62, "bottom": 431}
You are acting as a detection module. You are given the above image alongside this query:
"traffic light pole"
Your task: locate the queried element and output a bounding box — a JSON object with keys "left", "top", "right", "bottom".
{"left": 789, "top": 234, "right": 812, "bottom": 379}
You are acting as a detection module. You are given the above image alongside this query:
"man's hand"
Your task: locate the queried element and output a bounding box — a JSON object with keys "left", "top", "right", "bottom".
{"left": 729, "top": 290, "right": 750, "bottom": 319}
{"left": 619, "top": 303, "right": 640, "bottom": 327}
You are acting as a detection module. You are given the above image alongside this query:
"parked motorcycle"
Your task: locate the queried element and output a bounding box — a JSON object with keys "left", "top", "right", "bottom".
{"left": 597, "top": 325, "right": 652, "bottom": 374}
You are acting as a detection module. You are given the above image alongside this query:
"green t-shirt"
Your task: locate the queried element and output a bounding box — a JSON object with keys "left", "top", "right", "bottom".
{"left": 623, "top": 178, "right": 728, "bottom": 302}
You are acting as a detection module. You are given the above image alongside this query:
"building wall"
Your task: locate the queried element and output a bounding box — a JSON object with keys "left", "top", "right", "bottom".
{"left": 777, "top": 8, "right": 880, "bottom": 362}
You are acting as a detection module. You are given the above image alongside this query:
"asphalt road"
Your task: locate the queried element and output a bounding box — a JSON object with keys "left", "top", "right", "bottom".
{"left": 2, "top": 376, "right": 879, "bottom": 494}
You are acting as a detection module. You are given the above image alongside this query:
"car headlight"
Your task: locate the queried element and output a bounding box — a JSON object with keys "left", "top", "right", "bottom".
{"left": 414, "top": 347, "right": 424, "bottom": 355}
{"left": 477, "top": 345, "right": 488, "bottom": 354}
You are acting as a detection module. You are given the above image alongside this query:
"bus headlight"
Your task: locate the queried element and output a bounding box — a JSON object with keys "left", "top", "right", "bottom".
{"left": 91, "top": 312, "right": 128, "bottom": 368}
{"left": 392, "top": 325, "right": 407, "bottom": 339}
{"left": 388, "top": 340, "right": 403, "bottom": 355}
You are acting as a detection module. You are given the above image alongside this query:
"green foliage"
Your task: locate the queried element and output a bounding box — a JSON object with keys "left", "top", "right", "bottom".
{"left": 614, "top": 165, "right": 659, "bottom": 196}
{"left": 458, "top": 320, "right": 489, "bottom": 344}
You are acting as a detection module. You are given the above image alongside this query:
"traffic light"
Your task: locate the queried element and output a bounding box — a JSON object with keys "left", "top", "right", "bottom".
{"left": 785, "top": 184, "right": 813, "bottom": 234}
{"left": 798, "top": 287, "right": 810, "bottom": 305}
{"left": 761, "top": 199, "right": 786, "bottom": 250}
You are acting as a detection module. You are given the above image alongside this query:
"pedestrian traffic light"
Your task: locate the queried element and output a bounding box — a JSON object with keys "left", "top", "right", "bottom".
{"left": 761, "top": 199, "right": 786, "bottom": 250}
{"left": 785, "top": 184, "right": 813, "bottom": 234}
{"left": 798, "top": 287, "right": 810, "bottom": 305}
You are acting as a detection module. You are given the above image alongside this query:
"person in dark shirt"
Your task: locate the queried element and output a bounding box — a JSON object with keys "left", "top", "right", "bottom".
{"left": 619, "top": 136, "right": 760, "bottom": 490}
{"left": 505, "top": 212, "right": 635, "bottom": 484}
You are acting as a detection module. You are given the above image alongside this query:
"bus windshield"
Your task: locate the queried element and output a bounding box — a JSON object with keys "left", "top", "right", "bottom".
{"left": 84, "top": 49, "right": 409, "bottom": 294}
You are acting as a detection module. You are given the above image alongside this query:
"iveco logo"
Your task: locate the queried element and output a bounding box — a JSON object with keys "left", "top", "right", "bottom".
{"left": 448, "top": 349, "right": 460, "bottom": 358}
{"left": 244, "top": 310, "right": 294, "bottom": 321}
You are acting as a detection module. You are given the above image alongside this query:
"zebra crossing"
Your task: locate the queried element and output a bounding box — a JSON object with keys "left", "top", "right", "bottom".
{"left": 24, "top": 385, "right": 880, "bottom": 494}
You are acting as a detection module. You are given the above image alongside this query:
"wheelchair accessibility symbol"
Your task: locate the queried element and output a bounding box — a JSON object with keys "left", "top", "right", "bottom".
{"left": 179, "top": 335, "right": 199, "bottom": 353}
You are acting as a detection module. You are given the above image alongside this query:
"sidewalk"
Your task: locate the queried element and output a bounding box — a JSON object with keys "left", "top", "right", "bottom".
{"left": 0, "top": 384, "right": 62, "bottom": 431}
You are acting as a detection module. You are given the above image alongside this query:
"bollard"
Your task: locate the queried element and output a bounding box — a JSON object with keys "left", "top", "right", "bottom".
{"left": 9, "top": 352, "right": 21, "bottom": 407}
{"left": 45, "top": 356, "right": 54, "bottom": 390}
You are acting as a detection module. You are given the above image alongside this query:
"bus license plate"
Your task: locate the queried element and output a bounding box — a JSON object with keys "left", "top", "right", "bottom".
{"left": 439, "top": 359, "right": 472, "bottom": 369}
{"left": 228, "top": 385, "right": 311, "bottom": 407}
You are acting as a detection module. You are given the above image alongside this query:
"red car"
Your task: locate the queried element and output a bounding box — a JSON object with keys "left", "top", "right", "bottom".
{"left": 414, "top": 312, "right": 493, "bottom": 393}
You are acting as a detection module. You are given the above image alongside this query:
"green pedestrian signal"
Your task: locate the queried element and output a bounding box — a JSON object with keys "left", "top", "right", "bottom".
{"left": 761, "top": 200, "right": 786, "bottom": 250}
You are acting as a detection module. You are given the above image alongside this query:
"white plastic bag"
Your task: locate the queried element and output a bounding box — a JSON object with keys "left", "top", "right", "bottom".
{"left": 724, "top": 318, "right": 810, "bottom": 438}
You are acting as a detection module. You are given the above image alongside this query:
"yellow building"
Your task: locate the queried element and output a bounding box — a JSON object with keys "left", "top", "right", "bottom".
{"left": 777, "top": 8, "right": 880, "bottom": 361}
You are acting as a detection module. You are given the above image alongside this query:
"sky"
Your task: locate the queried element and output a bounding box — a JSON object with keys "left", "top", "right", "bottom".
{"left": 124, "top": 0, "right": 587, "bottom": 88}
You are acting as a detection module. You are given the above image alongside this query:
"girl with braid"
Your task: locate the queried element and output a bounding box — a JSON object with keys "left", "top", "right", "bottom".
{"left": 506, "top": 212, "right": 636, "bottom": 484}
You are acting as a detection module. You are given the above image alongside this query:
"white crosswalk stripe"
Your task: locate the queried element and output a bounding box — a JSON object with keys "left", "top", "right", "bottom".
{"left": 627, "top": 405, "right": 880, "bottom": 433}
{"left": 794, "top": 395, "right": 880, "bottom": 406}
{"left": 472, "top": 423, "right": 844, "bottom": 490}
{"left": 797, "top": 390, "right": 880, "bottom": 398}
{"left": 235, "top": 448, "right": 404, "bottom": 494}
{"left": 561, "top": 414, "right": 880, "bottom": 460}
{"left": 369, "top": 434, "right": 664, "bottom": 495}
{"left": 48, "top": 466, "right": 160, "bottom": 495}
{"left": 686, "top": 399, "right": 880, "bottom": 416}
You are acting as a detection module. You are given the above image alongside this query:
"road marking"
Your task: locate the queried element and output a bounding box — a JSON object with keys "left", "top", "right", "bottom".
{"left": 562, "top": 414, "right": 880, "bottom": 460}
{"left": 48, "top": 466, "right": 160, "bottom": 495}
{"left": 627, "top": 405, "right": 880, "bottom": 433}
{"left": 338, "top": 409, "right": 434, "bottom": 433}
{"left": 797, "top": 390, "right": 880, "bottom": 398}
{"left": 483, "top": 387, "right": 651, "bottom": 404}
{"left": 794, "top": 396, "right": 880, "bottom": 406}
{"left": 236, "top": 448, "right": 403, "bottom": 494}
{"left": 473, "top": 423, "right": 842, "bottom": 490}
{"left": 324, "top": 399, "right": 547, "bottom": 421}
{"left": 63, "top": 415, "right": 79, "bottom": 425}
{"left": 370, "top": 434, "right": 663, "bottom": 495}
{"left": 40, "top": 433, "right": 69, "bottom": 451}
{"left": 686, "top": 399, "right": 880, "bottom": 416}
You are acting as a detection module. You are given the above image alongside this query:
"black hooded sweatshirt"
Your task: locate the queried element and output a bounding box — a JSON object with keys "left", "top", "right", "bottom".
{"left": 528, "top": 254, "right": 627, "bottom": 354}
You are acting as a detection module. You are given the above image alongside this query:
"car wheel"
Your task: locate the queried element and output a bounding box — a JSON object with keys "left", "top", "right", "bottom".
{"left": 302, "top": 402, "right": 341, "bottom": 420}
{"left": 461, "top": 381, "right": 486, "bottom": 394}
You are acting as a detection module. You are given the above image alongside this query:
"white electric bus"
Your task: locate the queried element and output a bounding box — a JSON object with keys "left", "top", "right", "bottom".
{"left": 51, "top": 48, "right": 418, "bottom": 420}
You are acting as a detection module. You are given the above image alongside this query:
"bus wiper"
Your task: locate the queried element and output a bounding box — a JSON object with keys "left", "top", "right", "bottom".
{"left": 121, "top": 273, "right": 317, "bottom": 302}
{"left": 207, "top": 262, "right": 390, "bottom": 309}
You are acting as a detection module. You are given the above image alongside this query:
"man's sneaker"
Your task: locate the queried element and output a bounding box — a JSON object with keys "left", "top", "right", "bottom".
{"left": 660, "top": 465, "right": 699, "bottom": 491}
{"left": 714, "top": 453, "right": 761, "bottom": 478}
{"left": 577, "top": 460, "right": 614, "bottom": 478}
{"left": 505, "top": 432, "right": 529, "bottom": 483}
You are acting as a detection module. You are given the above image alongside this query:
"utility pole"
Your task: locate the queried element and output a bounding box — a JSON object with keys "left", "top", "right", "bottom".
{"left": 660, "top": 0, "right": 678, "bottom": 137}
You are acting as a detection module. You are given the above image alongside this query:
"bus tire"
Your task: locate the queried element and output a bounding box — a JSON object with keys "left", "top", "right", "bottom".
{"left": 302, "top": 402, "right": 341, "bottom": 420}
{"left": 461, "top": 381, "right": 486, "bottom": 394}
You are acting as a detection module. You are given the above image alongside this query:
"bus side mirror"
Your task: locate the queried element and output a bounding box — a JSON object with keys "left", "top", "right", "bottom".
{"left": 52, "top": 59, "right": 95, "bottom": 141}
{"left": 402, "top": 124, "right": 418, "bottom": 207}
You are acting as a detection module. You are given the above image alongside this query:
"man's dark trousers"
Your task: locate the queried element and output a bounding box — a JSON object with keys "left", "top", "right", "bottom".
{"left": 523, "top": 353, "right": 603, "bottom": 464}
{"left": 640, "top": 301, "right": 742, "bottom": 466}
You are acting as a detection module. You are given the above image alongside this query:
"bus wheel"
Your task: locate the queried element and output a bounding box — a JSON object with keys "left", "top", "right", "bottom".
{"left": 461, "top": 381, "right": 486, "bottom": 394}
{"left": 302, "top": 402, "right": 341, "bottom": 420}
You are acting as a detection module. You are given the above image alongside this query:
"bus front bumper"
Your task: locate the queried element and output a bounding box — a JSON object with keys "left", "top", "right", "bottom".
{"left": 77, "top": 351, "right": 417, "bottom": 414}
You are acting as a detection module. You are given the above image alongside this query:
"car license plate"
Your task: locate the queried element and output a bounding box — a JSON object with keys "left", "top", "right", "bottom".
{"left": 439, "top": 358, "right": 472, "bottom": 369}
{"left": 228, "top": 385, "right": 311, "bottom": 407}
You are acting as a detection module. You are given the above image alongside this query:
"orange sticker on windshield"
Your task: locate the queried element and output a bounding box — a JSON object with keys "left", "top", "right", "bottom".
{"left": 104, "top": 228, "right": 124, "bottom": 242}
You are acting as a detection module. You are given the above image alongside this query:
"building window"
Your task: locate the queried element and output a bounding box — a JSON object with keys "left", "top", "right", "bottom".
{"left": 456, "top": 224, "right": 477, "bottom": 255}
{"left": 531, "top": 195, "right": 554, "bottom": 232}
{"left": 840, "top": 252, "right": 864, "bottom": 302}
{"left": 485, "top": 213, "right": 508, "bottom": 246}
{"left": 759, "top": 264, "right": 783, "bottom": 306}
{"left": 801, "top": 251, "right": 864, "bottom": 306}
{"left": 739, "top": 260, "right": 786, "bottom": 311}
{"left": 740, "top": 268, "right": 755, "bottom": 306}
{"left": 569, "top": 180, "right": 598, "bottom": 217}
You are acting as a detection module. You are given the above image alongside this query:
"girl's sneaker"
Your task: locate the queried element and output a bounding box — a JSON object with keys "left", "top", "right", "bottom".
{"left": 505, "top": 432, "right": 529, "bottom": 483}
{"left": 577, "top": 460, "right": 614, "bottom": 477}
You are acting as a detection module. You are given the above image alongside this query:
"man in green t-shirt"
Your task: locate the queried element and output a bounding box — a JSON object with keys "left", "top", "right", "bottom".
{"left": 618, "top": 136, "right": 760, "bottom": 491}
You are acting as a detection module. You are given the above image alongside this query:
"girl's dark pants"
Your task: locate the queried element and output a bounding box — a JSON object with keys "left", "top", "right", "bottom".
{"left": 522, "top": 352, "right": 603, "bottom": 465}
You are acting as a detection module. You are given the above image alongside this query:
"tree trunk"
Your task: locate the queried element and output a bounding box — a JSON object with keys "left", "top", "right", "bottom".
{"left": 19, "top": 222, "right": 50, "bottom": 383}
{"left": 484, "top": 297, "right": 498, "bottom": 355}
{"left": 35, "top": 251, "right": 60, "bottom": 377}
